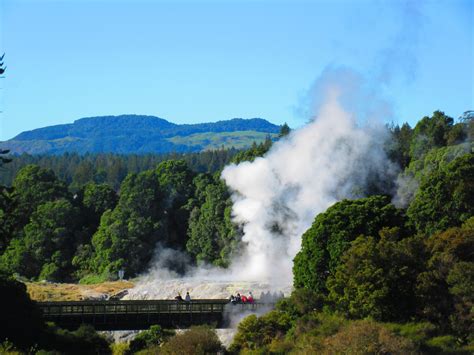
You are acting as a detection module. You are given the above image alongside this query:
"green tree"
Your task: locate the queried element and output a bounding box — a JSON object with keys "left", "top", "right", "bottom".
{"left": 90, "top": 174, "right": 162, "bottom": 278}
{"left": 407, "top": 153, "right": 474, "bottom": 235}
{"left": 415, "top": 219, "right": 474, "bottom": 338}
{"left": 279, "top": 122, "right": 291, "bottom": 138}
{"left": 155, "top": 160, "right": 195, "bottom": 249}
{"left": 1, "top": 199, "right": 81, "bottom": 281}
{"left": 293, "top": 195, "right": 407, "bottom": 293}
{"left": 81, "top": 182, "right": 118, "bottom": 227}
{"left": 186, "top": 177, "right": 239, "bottom": 266}
{"left": 231, "top": 139, "right": 272, "bottom": 164}
{"left": 409, "top": 110, "right": 455, "bottom": 161}
{"left": 388, "top": 122, "right": 413, "bottom": 169}
{"left": 327, "top": 229, "right": 424, "bottom": 321}
{"left": 9, "top": 165, "right": 70, "bottom": 233}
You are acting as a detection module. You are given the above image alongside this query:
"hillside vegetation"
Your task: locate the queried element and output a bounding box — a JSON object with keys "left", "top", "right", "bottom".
{"left": 0, "top": 115, "right": 280, "bottom": 154}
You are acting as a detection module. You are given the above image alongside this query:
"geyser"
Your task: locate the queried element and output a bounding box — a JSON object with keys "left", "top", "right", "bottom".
{"left": 127, "top": 67, "right": 396, "bottom": 300}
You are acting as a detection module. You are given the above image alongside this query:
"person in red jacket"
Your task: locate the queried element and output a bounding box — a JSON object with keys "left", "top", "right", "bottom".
{"left": 241, "top": 294, "right": 248, "bottom": 303}
{"left": 247, "top": 292, "right": 254, "bottom": 304}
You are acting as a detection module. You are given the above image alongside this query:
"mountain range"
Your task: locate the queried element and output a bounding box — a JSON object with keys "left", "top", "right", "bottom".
{"left": 0, "top": 115, "right": 281, "bottom": 155}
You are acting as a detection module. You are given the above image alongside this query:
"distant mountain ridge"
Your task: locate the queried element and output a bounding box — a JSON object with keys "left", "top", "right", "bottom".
{"left": 2, "top": 115, "right": 281, "bottom": 155}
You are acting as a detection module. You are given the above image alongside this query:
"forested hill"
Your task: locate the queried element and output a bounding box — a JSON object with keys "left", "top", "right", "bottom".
{"left": 0, "top": 115, "right": 281, "bottom": 154}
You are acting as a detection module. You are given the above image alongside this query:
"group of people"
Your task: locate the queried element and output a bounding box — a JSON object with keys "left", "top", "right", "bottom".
{"left": 229, "top": 292, "right": 254, "bottom": 304}
{"left": 174, "top": 291, "right": 191, "bottom": 302}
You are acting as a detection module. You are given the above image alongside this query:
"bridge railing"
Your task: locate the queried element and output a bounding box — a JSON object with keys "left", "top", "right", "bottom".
{"left": 37, "top": 299, "right": 267, "bottom": 316}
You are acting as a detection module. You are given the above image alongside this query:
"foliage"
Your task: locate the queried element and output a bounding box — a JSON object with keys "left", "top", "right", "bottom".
{"left": 322, "top": 320, "right": 417, "bottom": 355}
{"left": 41, "top": 323, "right": 111, "bottom": 355}
{"left": 1, "top": 199, "right": 81, "bottom": 281}
{"left": 293, "top": 195, "right": 407, "bottom": 293}
{"left": 409, "top": 110, "right": 465, "bottom": 161}
{"left": 81, "top": 182, "right": 118, "bottom": 227}
{"left": 388, "top": 122, "right": 413, "bottom": 169}
{"left": 396, "top": 143, "right": 472, "bottom": 207}
{"left": 159, "top": 326, "right": 223, "bottom": 355}
{"left": 90, "top": 170, "right": 166, "bottom": 278}
{"left": 9, "top": 165, "right": 70, "bottom": 232}
{"left": 186, "top": 176, "right": 240, "bottom": 266}
{"left": 111, "top": 342, "right": 129, "bottom": 355}
{"left": 415, "top": 220, "right": 474, "bottom": 338}
{"left": 0, "top": 150, "right": 239, "bottom": 189}
{"left": 278, "top": 122, "right": 291, "bottom": 138}
{"left": 327, "top": 231, "right": 424, "bottom": 322}
{"left": 0, "top": 272, "right": 44, "bottom": 349}
{"left": 407, "top": 153, "right": 474, "bottom": 235}
{"left": 127, "top": 325, "right": 174, "bottom": 354}
{"left": 275, "top": 288, "right": 326, "bottom": 319}
{"left": 230, "top": 311, "right": 293, "bottom": 352}
{"left": 155, "top": 160, "right": 195, "bottom": 249}
{"left": 231, "top": 136, "right": 273, "bottom": 164}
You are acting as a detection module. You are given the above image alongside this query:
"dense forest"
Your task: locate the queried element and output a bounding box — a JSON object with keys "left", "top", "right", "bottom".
{"left": 0, "top": 148, "right": 242, "bottom": 190}
{"left": 1, "top": 111, "right": 473, "bottom": 354}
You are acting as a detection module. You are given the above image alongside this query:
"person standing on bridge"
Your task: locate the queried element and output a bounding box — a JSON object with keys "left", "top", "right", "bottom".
{"left": 248, "top": 292, "right": 254, "bottom": 304}
{"left": 185, "top": 292, "right": 191, "bottom": 302}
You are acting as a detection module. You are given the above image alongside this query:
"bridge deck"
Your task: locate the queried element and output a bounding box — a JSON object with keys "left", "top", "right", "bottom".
{"left": 37, "top": 299, "right": 270, "bottom": 330}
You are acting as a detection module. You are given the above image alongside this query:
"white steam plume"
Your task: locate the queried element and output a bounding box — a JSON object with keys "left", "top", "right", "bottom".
{"left": 221, "top": 68, "right": 396, "bottom": 287}
{"left": 128, "top": 67, "right": 397, "bottom": 300}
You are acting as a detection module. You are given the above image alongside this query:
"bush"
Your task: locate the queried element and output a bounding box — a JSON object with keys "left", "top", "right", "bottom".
{"left": 159, "top": 326, "right": 222, "bottom": 355}
{"left": 426, "top": 335, "right": 459, "bottom": 353}
{"left": 322, "top": 320, "right": 417, "bottom": 354}
{"left": 127, "top": 325, "right": 173, "bottom": 354}
{"left": 111, "top": 342, "right": 129, "bottom": 355}
{"left": 230, "top": 311, "right": 293, "bottom": 352}
{"left": 384, "top": 322, "right": 437, "bottom": 346}
{"left": 0, "top": 273, "right": 45, "bottom": 349}
{"left": 41, "top": 324, "right": 111, "bottom": 355}
{"left": 276, "top": 288, "right": 325, "bottom": 319}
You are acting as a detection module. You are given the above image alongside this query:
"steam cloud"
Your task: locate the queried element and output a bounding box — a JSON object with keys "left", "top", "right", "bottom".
{"left": 221, "top": 67, "right": 397, "bottom": 287}
{"left": 127, "top": 67, "right": 397, "bottom": 301}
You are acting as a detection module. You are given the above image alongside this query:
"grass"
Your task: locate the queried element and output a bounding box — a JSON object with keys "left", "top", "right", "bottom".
{"left": 26, "top": 280, "right": 134, "bottom": 301}
{"left": 167, "top": 131, "right": 277, "bottom": 150}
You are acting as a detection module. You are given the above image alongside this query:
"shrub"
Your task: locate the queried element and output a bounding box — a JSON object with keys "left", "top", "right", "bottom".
{"left": 111, "top": 342, "right": 129, "bottom": 355}
{"left": 127, "top": 325, "right": 173, "bottom": 354}
{"left": 230, "top": 311, "right": 293, "bottom": 352}
{"left": 159, "top": 326, "right": 222, "bottom": 355}
{"left": 426, "top": 335, "right": 459, "bottom": 353}
{"left": 322, "top": 320, "right": 417, "bottom": 355}
{"left": 276, "top": 288, "right": 325, "bottom": 319}
{"left": 42, "top": 324, "right": 111, "bottom": 355}
{"left": 384, "top": 322, "right": 437, "bottom": 346}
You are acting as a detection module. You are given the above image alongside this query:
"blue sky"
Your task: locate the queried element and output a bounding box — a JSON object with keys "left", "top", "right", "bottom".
{"left": 0, "top": 0, "right": 472, "bottom": 140}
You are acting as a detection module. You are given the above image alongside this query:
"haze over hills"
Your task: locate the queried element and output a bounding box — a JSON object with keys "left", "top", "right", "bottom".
{"left": 0, "top": 115, "right": 281, "bottom": 155}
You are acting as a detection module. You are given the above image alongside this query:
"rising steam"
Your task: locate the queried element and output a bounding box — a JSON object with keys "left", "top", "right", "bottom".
{"left": 127, "top": 67, "right": 397, "bottom": 301}
{"left": 221, "top": 67, "right": 396, "bottom": 287}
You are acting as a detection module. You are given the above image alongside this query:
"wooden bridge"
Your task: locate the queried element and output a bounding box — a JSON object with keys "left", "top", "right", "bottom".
{"left": 37, "top": 299, "right": 271, "bottom": 330}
